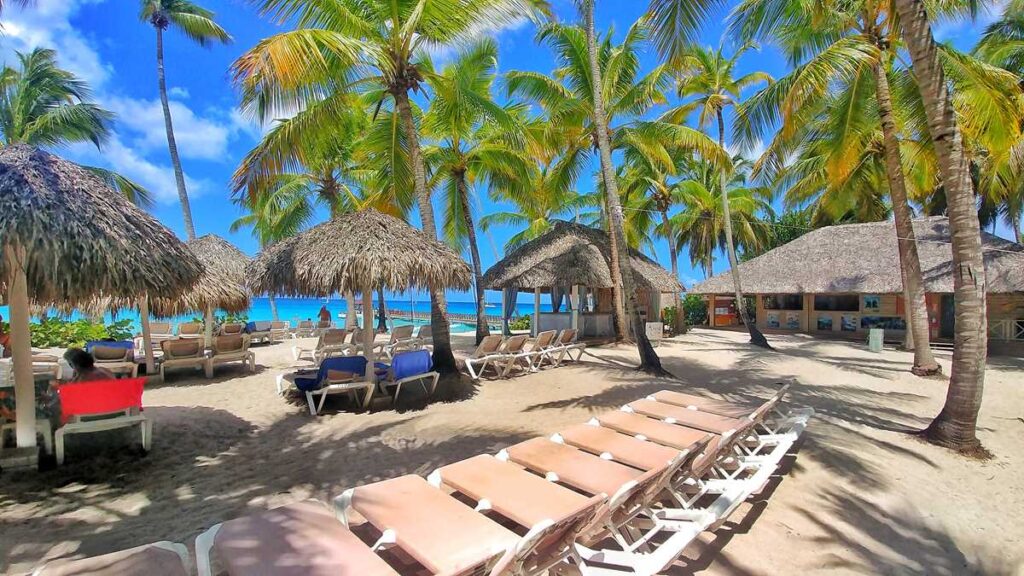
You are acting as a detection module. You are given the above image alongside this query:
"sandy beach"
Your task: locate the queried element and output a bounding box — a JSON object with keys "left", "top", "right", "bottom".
{"left": 1, "top": 328, "right": 1022, "bottom": 575}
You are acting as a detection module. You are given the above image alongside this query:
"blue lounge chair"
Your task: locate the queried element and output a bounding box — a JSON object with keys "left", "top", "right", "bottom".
{"left": 280, "top": 356, "right": 374, "bottom": 415}
{"left": 377, "top": 349, "right": 439, "bottom": 404}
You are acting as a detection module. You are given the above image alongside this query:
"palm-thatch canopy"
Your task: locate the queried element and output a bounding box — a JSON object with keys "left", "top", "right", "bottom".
{"left": 482, "top": 220, "right": 683, "bottom": 293}
{"left": 247, "top": 208, "right": 472, "bottom": 295}
{"left": 151, "top": 234, "right": 250, "bottom": 316}
{"left": 0, "top": 145, "right": 202, "bottom": 304}
{"left": 690, "top": 217, "right": 1024, "bottom": 294}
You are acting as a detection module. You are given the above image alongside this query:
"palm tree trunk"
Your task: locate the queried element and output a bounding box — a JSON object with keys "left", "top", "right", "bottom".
{"left": 393, "top": 89, "right": 457, "bottom": 374}
{"left": 661, "top": 208, "right": 685, "bottom": 334}
{"left": 716, "top": 110, "right": 770, "bottom": 349}
{"left": 267, "top": 293, "right": 279, "bottom": 322}
{"left": 376, "top": 287, "right": 388, "bottom": 333}
{"left": 456, "top": 171, "right": 491, "bottom": 345}
{"left": 872, "top": 62, "right": 941, "bottom": 375}
{"left": 155, "top": 25, "right": 196, "bottom": 241}
{"left": 583, "top": 0, "right": 666, "bottom": 374}
{"left": 344, "top": 291, "right": 358, "bottom": 329}
{"left": 604, "top": 201, "right": 629, "bottom": 340}
{"left": 894, "top": 0, "right": 988, "bottom": 453}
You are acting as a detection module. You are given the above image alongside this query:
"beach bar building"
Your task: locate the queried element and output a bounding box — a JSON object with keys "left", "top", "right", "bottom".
{"left": 690, "top": 217, "right": 1024, "bottom": 354}
{"left": 482, "top": 221, "right": 682, "bottom": 338}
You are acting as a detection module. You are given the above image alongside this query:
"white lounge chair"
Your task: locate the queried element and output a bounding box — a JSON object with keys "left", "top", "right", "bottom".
{"left": 209, "top": 335, "right": 255, "bottom": 376}
{"left": 247, "top": 321, "right": 273, "bottom": 343}
{"left": 159, "top": 338, "right": 212, "bottom": 381}
{"left": 219, "top": 323, "right": 245, "bottom": 336}
{"left": 149, "top": 321, "right": 176, "bottom": 345}
{"left": 505, "top": 329, "right": 557, "bottom": 376}
{"left": 269, "top": 320, "right": 290, "bottom": 342}
{"left": 495, "top": 333, "right": 535, "bottom": 378}
{"left": 177, "top": 322, "right": 204, "bottom": 339}
{"left": 373, "top": 325, "right": 415, "bottom": 359}
{"left": 293, "top": 320, "right": 316, "bottom": 339}
{"left": 276, "top": 356, "right": 375, "bottom": 415}
{"left": 377, "top": 349, "right": 439, "bottom": 404}
{"left": 554, "top": 328, "right": 586, "bottom": 365}
{"left": 463, "top": 334, "right": 506, "bottom": 380}
{"left": 53, "top": 377, "right": 151, "bottom": 465}
{"left": 292, "top": 328, "right": 353, "bottom": 363}
{"left": 89, "top": 341, "right": 139, "bottom": 378}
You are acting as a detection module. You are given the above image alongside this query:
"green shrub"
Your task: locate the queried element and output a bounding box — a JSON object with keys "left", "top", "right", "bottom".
{"left": 29, "top": 318, "right": 134, "bottom": 349}
{"left": 508, "top": 315, "right": 531, "bottom": 331}
{"left": 683, "top": 294, "right": 708, "bottom": 327}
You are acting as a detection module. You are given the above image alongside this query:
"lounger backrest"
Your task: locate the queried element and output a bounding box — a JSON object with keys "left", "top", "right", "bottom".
{"left": 391, "top": 325, "right": 414, "bottom": 342}
{"left": 391, "top": 350, "right": 432, "bottom": 380}
{"left": 270, "top": 321, "right": 289, "bottom": 330}
{"left": 178, "top": 322, "right": 203, "bottom": 336}
{"left": 56, "top": 378, "right": 145, "bottom": 423}
{"left": 416, "top": 325, "right": 431, "bottom": 340}
{"left": 322, "top": 355, "right": 368, "bottom": 381}
{"left": 220, "top": 323, "right": 244, "bottom": 335}
{"left": 213, "top": 334, "right": 248, "bottom": 354}
{"left": 559, "top": 329, "right": 577, "bottom": 344}
{"left": 91, "top": 344, "right": 133, "bottom": 362}
{"left": 297, "top": 320, "right": 314, "bottom": 329}
{"left": 320, "top": 329, "right": 348, "bottom": 347}
{"left": 474, "top": 334, "right": 503, "bottom": 357}
{"left": 316, "top": 320, "right": 332, "bottom": 329}
{"left": 150, "top": 322, "right": 172, "bottom": 335}
{"left": 349, "top": 327, "right": 363, "bottom": 343}
{"left": 162, "top": 338, "right": 202, "bottom": 359}
{"left": 492, "top": 493, "right": 606, "bottom": 576}
{"left": 534, "top": 330, "right": 556, "bottom": 348}
{"left": 501, "top": 334, "right": 529, "bottom": 353}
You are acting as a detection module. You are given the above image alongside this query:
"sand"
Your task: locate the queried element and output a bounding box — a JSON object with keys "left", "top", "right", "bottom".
{"left": 1, "top": 328, "right": 1022, "bottom": 575}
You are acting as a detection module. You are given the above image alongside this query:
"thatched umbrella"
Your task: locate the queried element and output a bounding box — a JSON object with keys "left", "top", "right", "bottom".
{"left": 248, "top": 209, "right": 471, "bottom": 381}
{"left": 0, "top": 145, "right": 201, "bottom": 450}
{"left": 151, "top": 234, "right": 250, "bottom": 350}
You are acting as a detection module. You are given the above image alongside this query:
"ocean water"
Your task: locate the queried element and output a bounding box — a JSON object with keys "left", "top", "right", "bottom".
{"left": 1, "top": 297, "right": 555, "bottom": 335}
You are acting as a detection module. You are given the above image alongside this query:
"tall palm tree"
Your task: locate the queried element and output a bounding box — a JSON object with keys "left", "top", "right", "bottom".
{"left": 140, "top": 0, "right": 230, "bottom": 240}
{"left": 0, "top": 47, "right": 151, "bottom": 206}
{"left": 231, "top": 176, "right": 316, "bottom": 321}
{"left": 423, "top": 40, "right": 532, "bottom": 344}
{"left": 234, "top": 0, "right": 548, "bottom": 374}
{"left": 670, "top": 42, "right": 772, "bottom": 348}
{"left": 481, "top": 162, "right": 580, "bottom": 253}
{"left": 507, "top": 18, "right": 723, "bottom": 340}
{"left": 578, "top": 0, "right": 665, "bottom": 372}
{"left": 893, "top": 0, "right": 991, "bottom": 452}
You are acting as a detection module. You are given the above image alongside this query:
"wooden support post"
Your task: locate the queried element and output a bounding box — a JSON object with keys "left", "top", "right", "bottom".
{"left": 571, "top": 284, "right": 580, "bottom": 331}
{"left": 533, "top": 288, "right": 541, "bottom": 337}
{"left": 5, "top": 246, "right": 36, "bottom": 448}
{"left": 362, "top": 288, "right": 375, "bottom": 383}
{"left": 140, "top": 296, "right": 156, "bottom": 375}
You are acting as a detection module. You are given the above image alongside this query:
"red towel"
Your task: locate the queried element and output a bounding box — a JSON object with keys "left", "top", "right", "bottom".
{"left": 56, "top": 378, "right": 145, "bottom": 423}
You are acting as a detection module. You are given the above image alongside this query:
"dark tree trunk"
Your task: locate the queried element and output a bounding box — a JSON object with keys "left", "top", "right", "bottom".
{"left": 376, "top": 286, "right": 388, "bottom": 333}
{"left": 455, "top": 171, "right": 491, "bottom": 345}
{"left": 894, "top": 0, "right": 988, "bottom": 453}
{"left": 583, "top": 0, "right": 667, "bottom": 375}
{"left": 393, "top": 89, "right": 457, "bottom": 374}
{"left": 155, "top": 25, "right": 196, "bottom": 241}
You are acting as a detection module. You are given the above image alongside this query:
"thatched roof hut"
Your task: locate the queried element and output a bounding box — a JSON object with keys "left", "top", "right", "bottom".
{"left": 690, "top": 217, "right": 1024, "bottom": 294}
{"left": 0, "top": 145, "right": 201, "bottom": 453}
{"left": 247, "top": 208, "right": 471, "bottom": 295}
{"left": 0, "top": 145, "right": 202, "bottom": 304}
{"left": 151, "top": 234, "right": 250, "bottom": 316}
{"left": 481, "top": 220, "right": 682, "bottom": 293}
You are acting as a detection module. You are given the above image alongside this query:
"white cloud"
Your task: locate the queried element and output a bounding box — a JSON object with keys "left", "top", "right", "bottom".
{"left": 107, "top": 96, "right": 236, "bottom": 161}
{"left": 0, "top": 0, "right": 111, "bottom": 87}
{"left": 168, "top": 86, "right": 190, "bottom": 99}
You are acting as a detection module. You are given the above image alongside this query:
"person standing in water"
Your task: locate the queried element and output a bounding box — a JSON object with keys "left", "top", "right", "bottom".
{"left": 318, "top": 305, "right": 331, "bottom": 324}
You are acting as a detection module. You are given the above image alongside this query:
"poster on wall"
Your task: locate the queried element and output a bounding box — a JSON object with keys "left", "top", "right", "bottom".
{"left": 841, "top": 314, "right": 858, "bottom": 332}
{"left": 786, "top": 312, "right": 801, "bottom": 329}
{"left": 863, "top": 295, "right": 880, "bottom": 312}
{"left": 817, "top": 315, "right": 833, "bottom": 331}
{"left": 767, "top": 312, "right": 780, "bottom": 328}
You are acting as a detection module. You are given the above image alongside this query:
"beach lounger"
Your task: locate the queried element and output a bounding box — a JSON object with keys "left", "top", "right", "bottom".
{"left": 277, "top": 355, "right": 374, "bottom": 414}
{"left": 209, "top": 335, "right": 256, "bottom": 376}
{"left": 195, "top": 501, "right": 399, "bottom": 576}
{"left": 34, "top": 541, "right": 189, "bottom": 576}
{"left": 377, "top": 349, "right": 439, "bottom": 404}
{"left": 53, "top": 377, "right": 151, "bottom": 465}
{"left": 177, "top": 322, "right": 203, "bottom": 339}
{"left": 370, "top": 325, "right": 413, "bottom": 359}
{"left": 337, "top": 474, "right": 599, "bottom": 576}
{"left": 159, "top": 338, "right": 212, "bottom": 381}
{"left": 649, "top": 385, "right": 814, "bottom": 442}
{"left": 246, "top": 321, "right": 273, "bottom": 343}
{"left": 149, "top": 322, "right": 175, "bottom": 344}
{"left": 494, "top": 334, "right": 531, "bottom": 378}
{"left": 292, "top": 328, "right": 352, "bottom": 363}
{"left": 505, "top": 330, "right": 556, "bottom": 375}
{"left": 219, "top": 323, "right": 245, "bottom": 336}
{"left": 313, "top": 320, "right": 334, "bottom": 337}
{"left": 413, "top": 324, "right": 432, "bottom": 351}
{"left": 31, "top": 353, "right": 63, "bottom": 381}
{"left": 269, "top": 320, "right": 290, "bottom": 342}
{"left": 87, "top": 340, "right": 138, "bottom": 378}
{"left": 293, "top": 320, "right": 316, "bottom": 339}
{"left": 553, "top": 328, "right": 586, "bottom": 365}
{"left": 463, "top": 334, "right": 506, "bottom": 380}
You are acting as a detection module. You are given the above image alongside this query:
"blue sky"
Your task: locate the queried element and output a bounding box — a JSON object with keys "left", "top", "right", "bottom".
{"left": 0, "top": 0, "right": 1008, "bottom": 306}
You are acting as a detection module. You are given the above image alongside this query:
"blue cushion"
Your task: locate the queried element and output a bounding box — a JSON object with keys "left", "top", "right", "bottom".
{"left": 295, "top": 356, "right": 368, "bottom": 392}
{"left": 85, "top": 340, "right": 134, "bottom": 353}
{"left": 391, "top": 350, "right": 432, "bottom": 381}
{"left": 244, "top": 322, "right": 257, "bottom": 334}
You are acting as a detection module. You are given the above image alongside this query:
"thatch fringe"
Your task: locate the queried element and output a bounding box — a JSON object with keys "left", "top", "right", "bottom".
{"left": 150, "top": 234, "right": 250, "bottom": 316}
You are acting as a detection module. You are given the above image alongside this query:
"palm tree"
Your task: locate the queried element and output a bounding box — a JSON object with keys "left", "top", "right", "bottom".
{"left": 0, "top": 48, "right": 151, "bottom": 206}
{"left": 672, "top": 156, "right": 771, "bottom": 278}
{"left": 670, "top": 42, "right": 772, "bottom": 348}
{"left": 140, "top": 0, "right": 230, "bottom": 240}
{"left": 481, "top": 161, "right": 580, "bottom": 253}
{"left": 234, "top": 0, "right": 548, "bottom": 374}
{"left": 507, "top": 18, "right": 723, "bottom": 340}
{"left": 423, "top": 40, "right": 532, "bottom": 344}
{"left": 893, "top": 0, "right": 991, "bottom": 452}
{"left": 231, "top": 176, "right": 316, "bottom": 321}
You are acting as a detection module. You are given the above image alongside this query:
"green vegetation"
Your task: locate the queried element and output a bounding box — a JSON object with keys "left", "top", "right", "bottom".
{"left": 29, "top": 318, "right": 134, "bottom": 349}
{"left": 683, "top": 294, "right": 708, "bottom": 327}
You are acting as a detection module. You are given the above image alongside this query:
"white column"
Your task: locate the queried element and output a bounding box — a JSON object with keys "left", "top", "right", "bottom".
{"left": 139, "top": 296, "right": 155, "bottom": 375}
{"left": 362, "top": 288, "right": 375, "bottom": 382}
{"left": 6, "top": 246, "right": 36, "bottom": 448}
{"left": 570, "top": 284, "right": 580, "bottom": 331}
{"left": 533, "top": 288, "right": 541, "bottom": 337}
{"left": 500, "top": 289, "right": 508, "bottom": 335}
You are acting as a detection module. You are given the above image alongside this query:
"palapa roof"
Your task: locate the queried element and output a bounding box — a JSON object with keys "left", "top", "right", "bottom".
{"left": 247, "top": 208, "right": 471, "bottom": 295}
{"left": 690, "top": 217, "right": 1024, "bottom": 295}
{"left": 0, "top": 145, "right": 201, "bottom": 305}
{"left": 150, "top": 234, "right": 250, "bottom": 316}
{"left": 481, "top": 220, "right": 682, "bottom": 292}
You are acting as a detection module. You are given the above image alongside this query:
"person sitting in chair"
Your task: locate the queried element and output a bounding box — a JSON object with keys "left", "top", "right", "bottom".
{"left": 63, "top": 348, "right": 114, "bottom": 382}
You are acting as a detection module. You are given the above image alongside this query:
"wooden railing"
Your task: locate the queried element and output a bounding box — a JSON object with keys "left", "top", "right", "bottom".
{"left": 988, "top": 318, "right": 1024, "bottom": 341}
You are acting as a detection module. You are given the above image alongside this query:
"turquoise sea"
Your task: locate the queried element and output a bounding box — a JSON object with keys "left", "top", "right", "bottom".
{"left": 1, "top": 297, "right": 556, "bottom": 335}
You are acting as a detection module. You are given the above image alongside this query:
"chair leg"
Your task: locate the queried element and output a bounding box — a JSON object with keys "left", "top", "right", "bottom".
{"left": 55, "top": 428, "right": 66, "bottom": 465}
{"left": 305, "top": 392, "right": 318, "bottom": 416}
{"left": 195, "top": 524, "right": 221, "bottom": 576}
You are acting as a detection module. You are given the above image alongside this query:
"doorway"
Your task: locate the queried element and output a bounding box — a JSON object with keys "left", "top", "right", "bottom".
{"left": 939, "top": 294, "right": 955, "bottom": 339}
